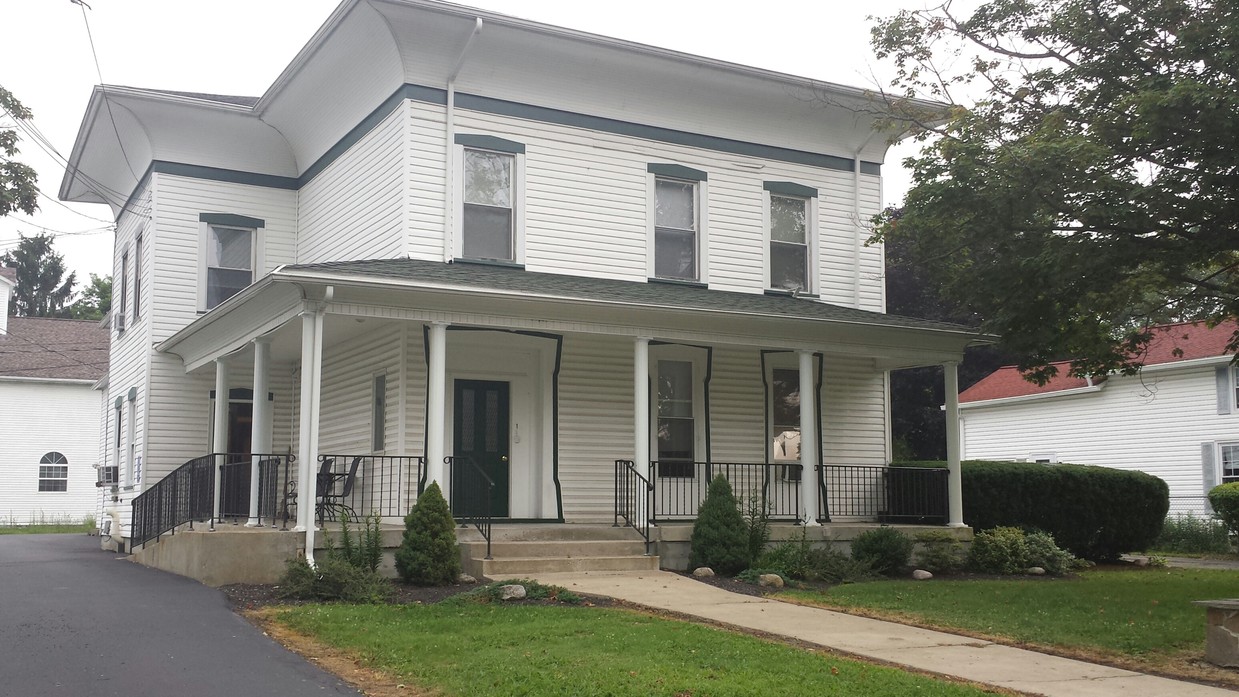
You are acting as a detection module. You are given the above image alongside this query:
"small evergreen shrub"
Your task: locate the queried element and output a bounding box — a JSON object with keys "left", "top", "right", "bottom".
{"left": 743, "top": 490, "right": 772, "bottom": 567}
{"left": 278, "top": 555, "right": 392, "bottom": 603}
{"left": 967, "top": 526, "right": 1029, "bottom": 574}
{"left": 1152, "top": 514, "right": 1232, "bottom": 554}
{"left": 333, "top": 512, "right": 384, "bottom": 572}
{"left": 689, "top": 476, "right": 749, "bottom": 575}
{"left": 914, "top": 530, "right": 964, "bottom": 573}
{"left": 1023, "top": 530, "right": 1075, "bottom": 575}
{"left": 395, "top": 481, "right": 461, "bottom": 586}
{"left": 897, "top": 460, "right": 1169, "bottom": 560}
{"left": 1208, "top": 483, "right": 1239, "bottom": 542}
{"left": 850, "top": 527, "right": 912, "bottom": 576}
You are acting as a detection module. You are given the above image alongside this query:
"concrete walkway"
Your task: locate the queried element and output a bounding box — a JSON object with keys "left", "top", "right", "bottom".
{"left": 528, "top": 569, "right": 1236, "bottom": 697}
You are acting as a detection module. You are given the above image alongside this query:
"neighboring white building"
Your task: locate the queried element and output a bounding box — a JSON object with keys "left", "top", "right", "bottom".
{"left": 0, "top": 268, "right": 110, "bottom": 524}
{"left": 960, "top": 320, "right": 1239, "bottom": 515}
{"left": 61, "top": 0, "right": 983, "bottom": 560}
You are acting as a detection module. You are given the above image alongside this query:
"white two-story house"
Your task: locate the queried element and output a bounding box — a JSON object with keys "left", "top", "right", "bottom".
{"left": 62, "top": 0, "right": 981, "bottom": 574}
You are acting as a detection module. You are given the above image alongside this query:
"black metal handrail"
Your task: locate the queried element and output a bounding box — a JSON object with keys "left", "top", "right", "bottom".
{"left": 218, "top": 454, "right": 295, "bottom": 525}
{"left": 646, "top": 460, "right": 805, "bottom": 522}
{"left": 309, "top": 454, "right": 425, "bottom": 524}
{"left": 446, "top": 455, "right": 493, "bottom": 559}
{"left": 614, "top": 459, "right": 654, "bottom": 554}
{"left": 130, "top": 454, "right": 213, "bottom": 549}
{"left": 821, "top": 464, "right": 948, "bottom": 524}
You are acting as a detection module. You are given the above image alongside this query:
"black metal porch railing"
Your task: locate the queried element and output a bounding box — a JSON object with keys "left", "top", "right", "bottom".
{"left": 218, "top": 454, "right": 295, "bottom": 526}
{"left": 822, "top": 464, "right": 949, "bottom": 524}
{"left": 646, "top": 460, "right": 806, "bottom": 522}
{"left": 312, "top": 455, "right": 425, "bottom": 524}
{"left": 614, "top": 459, "right": 654, "bottom": 554}
{"left": 130, "top": 454, "right": 213, "bottom": 549}
{"left": 446, "top": 455, "right": 493, "bottom": 560}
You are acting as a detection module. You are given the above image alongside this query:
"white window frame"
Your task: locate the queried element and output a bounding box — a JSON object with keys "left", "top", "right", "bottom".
{"left": 647, "top": 165, "right": 709, "bottom": 283}
{"left": 648, "top": 344, "right": 708, "bottom": 478}
{"left": 762, "top": 183, "right": 819, "bottom": 294}
{"left": 126, "top": 389, "right": 137, "bottom": 488}
{"left": 453, "top": 136, "right": 525, "bottom": 264}
{"left": 1233, "top": 366, "right": 1238, "bottom": 412}
{"left": 113, "top": 398, "right": 123, "bottom": 487}
{"left": 118, "top": 250, "right": 129, "bottom": 332}
{"left": 1220, "top": 442, "right": 1239, "bottom": 485}
{"left": 133, "top": 230, "right": 143, "bottom": 323}
{"left": 372, "top": 372, "right": 388, "bottom": 453}
{"left": 197, "top": 215, "right": 265, "bottom": 312}
{"left": 38, "top": 452, "right": 69, "bottom": 493}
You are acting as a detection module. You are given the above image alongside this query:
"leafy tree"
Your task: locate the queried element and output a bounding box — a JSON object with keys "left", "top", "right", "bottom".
{"left": 69, "top": 273, "right": 111, "bottom": 320}
{"left": 1, "top": 233, "right": 76, "bottom": 317}
{"left": 0, "top": 87, "right": 38, "bottom": 218}
{"left": 870, "top": 0, "right": 1239, "bottom": 384}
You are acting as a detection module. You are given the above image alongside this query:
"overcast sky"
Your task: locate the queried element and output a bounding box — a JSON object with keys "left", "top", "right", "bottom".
{"left": 0, "top": 0, "right": 937, "bottom": 285}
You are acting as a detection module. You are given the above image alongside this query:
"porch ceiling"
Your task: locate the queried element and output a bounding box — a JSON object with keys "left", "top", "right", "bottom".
{"left": 160, "top": 258, "right": 991, "bottom": 372}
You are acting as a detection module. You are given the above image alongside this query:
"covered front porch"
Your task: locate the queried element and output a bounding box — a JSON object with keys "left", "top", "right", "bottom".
{"left": 140, "top": 259, "right": 977, "bottom": 571}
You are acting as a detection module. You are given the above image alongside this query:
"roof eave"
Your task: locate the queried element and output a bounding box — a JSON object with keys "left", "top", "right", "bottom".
{"left": 960, "top": 383, "right": 1105, "bottom": 410}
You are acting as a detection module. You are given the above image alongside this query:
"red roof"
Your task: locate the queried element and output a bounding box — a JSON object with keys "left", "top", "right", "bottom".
{"left": 960, "top": 320, "right": 1238, "bottom": 403}
{"left": 0, "top": 316, "right": 110, "bottom": 380}
{"left": 0, "top": 267, "right": 15, "bottom": 285}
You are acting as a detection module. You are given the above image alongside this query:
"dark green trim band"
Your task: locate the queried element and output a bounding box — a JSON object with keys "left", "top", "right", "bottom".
{"left": 455, "top": 134, "right": 526, "bottom": 154}
{"left": 764, "top": 181, "right": 818, "bottom": 198}
{"left": 127, "top": 386, "right": 138, "bottom": 401}
{"left": 648, "top": 163, "right": 708, "bottom": 181}
{"left": 200, "top": 213, "right": 266, "bottom": 229}
{"left": 860, "top": 162, "right": 881, "bottom": 176}
{"left": 114, "top": 396, "right": 124, "bottom": 409}
{"left": 153, "top": 161, "right": 298, "bottom": 190}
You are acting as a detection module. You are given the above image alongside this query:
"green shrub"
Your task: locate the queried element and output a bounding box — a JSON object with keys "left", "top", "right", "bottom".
{"left": 333, "top": 512, "right": 384, "bottom": 572}
{"left": 897, "top": 460, "right": 1169, "bottom": 560}
{"left": 1023, "top": 531, "right": 1075, "bottom": 575}
{"left": 850, "top": 527, "right": 912, "bottom": 576}
{"left": 809, "top": 547, "right": 877, "bottom": 584}
{"left": 914, "top": 531, "right": 964, "bottom": 573}
{"left": 278, "top": 555, "right": 392, "bottom": 603}
{"left": 689, "top": 476, "right": 749, "bottom": 575}
{"left": 395, "top": 481, "right": 461, "bottom": 586}
{"left": 449, "top": 579, "right": 583, "bottom": 605}
{"left": 756, "top": 531, "right": 877, "bottom": 583}
{"left": 967, "top": 527, "right": 1028, "bottom": 574}
{"left": 742, "top": 490, "right": 772, "bottom": 566}
{"left": 1208, "top": 483, "right": 1239, "bottom": 542}
{"left": 757, "top": 530, "right": 815, "bottom": 579}
{"left": 736, "top": 568, "right": 790, "bottom": 585}
{"left": 1151, "top": 514, "right": 1231, "bottom": 554}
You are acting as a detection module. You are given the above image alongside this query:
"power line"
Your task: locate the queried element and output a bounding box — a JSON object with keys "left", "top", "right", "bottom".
{"left": 75, "top": 1, "right": 139, "bottom": 181}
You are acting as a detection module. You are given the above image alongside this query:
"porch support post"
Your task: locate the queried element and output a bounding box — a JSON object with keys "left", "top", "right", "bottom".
{"left": 798, "top": 350, "right": 820, "bottom": 526}
{"left": 633, "top": 337, "right": 651, "bottom": 524}
{"left": 425, "top": 321, "right": 449, "bottom": 488}
{"left": 944, "top": 361, "right": 965, "bottom": 527}
{"left": 211, "top": 356, "right": 230, "bottom": 526}
{"left": 246, "top": 337, "right": 272, "bottom": 527}
{"left": 294, "top": 310, "right": 319, "bottom": 534}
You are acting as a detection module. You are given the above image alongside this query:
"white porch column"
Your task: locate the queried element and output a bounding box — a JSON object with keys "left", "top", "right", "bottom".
{"left": 798, "top": 350, "right": 820, "bottom": 526}
{"left": 211, "top": 356, "right": 230, "bottom": 526}
{"left": 633, "top": 337, "right": 651, "bottom": 525}
{"left": 944, "top": 361, "right": 965, "bottom": 527}
{"left": 425, "top": 322, "right": 449, "bottom": 488}
{"left": 294, "top": 311, "right": 318, "bottom": 534}
{"left": 246, "top": 337, "right": 272, "bottom": 527}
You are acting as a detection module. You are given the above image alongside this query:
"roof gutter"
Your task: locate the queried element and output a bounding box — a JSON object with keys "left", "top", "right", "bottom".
{"left": 960, "top": 383, "right": 1106, "bottom": 410}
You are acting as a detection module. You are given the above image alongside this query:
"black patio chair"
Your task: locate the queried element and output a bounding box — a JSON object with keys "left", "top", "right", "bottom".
{"left": 317, "top": 456, "right": 361, "bottom": 524}
{"left": 282, "top": 457, "right": 335, "bottom": 523}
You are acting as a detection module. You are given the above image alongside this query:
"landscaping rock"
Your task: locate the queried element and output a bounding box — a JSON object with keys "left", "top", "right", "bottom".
{"left": 499, "top": 584, "right": 526, "bottom": 601}
{"left": 458, "top": 574, "right": 477, "bottom": 584}
{"left": 758, "top": 574, "right": 784, "bottom": 588}
{"left": 1027, "top": 566, "right": 1046, "bottom": 575}
{"left": 692, "top": 567, "right": 715, "bottom": 578}
{"left": 912, "top": 569, "right": 933, "bottom": 580}
{"left": 1133, "top": 557, "right": 1150, "bottom": 567}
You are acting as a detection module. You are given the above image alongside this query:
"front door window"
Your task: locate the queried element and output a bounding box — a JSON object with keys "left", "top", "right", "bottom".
{"left": 452, "top": 380, "right": 511, "bottom": 517}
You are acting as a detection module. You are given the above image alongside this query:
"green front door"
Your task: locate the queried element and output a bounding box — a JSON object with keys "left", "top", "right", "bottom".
{"left": 452, "top": 379, "right": 511, "bottom": 517}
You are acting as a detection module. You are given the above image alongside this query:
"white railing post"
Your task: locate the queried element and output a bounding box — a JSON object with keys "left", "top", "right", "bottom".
{"left": 247, "top": 337, "right": 271, "bottom": 526}
{"left": 799, "top": 350, "right": 820, "bottom": 526}
{"left": 944, "top": 361, "right": 965, "bottom": 527}
{"left": 426, "top": 322, "right": 449, "bottom": 489}
{"left": 211, "top": 356, "right": 230, "bottom": 526}
{"left": 633, "top": 337, "right": 650, "bottom": 525}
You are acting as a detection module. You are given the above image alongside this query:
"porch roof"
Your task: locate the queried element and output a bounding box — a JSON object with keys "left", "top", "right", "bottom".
{"left": 280, "top": 258, "right": 981, "bottom": 336}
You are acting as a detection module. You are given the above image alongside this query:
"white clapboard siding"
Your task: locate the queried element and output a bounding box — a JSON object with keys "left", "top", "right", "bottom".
{"left": 557, "top": 334, "right": 636, "bottom": 522}
{"left": 407, "top": 102, "right": 448, "bottom": 262}
{"left": 821, "top": 356, "right": 889, "bottom": 466}
{"left": 150, "top": 174, "right": 297, "bottom": 342}
{"left": 400, "top": 324, "right": 427, "bottom": 459}
{"left": 451, "top": 109, "right": 885, "bottom": 300}
{"left": 708, "top": 346, "right": 767, "bottom": 464}
{"left": 962, "top": 366, "right": 1239, "bottom": 498}
{"left": 0, "top": 381, "right": 102, "bottom": 523}
{"left": 298, "top": 106, "right": 407, "bottom": 264}
{"left": 317, "top": 323, "right": 403, "bottom": 455}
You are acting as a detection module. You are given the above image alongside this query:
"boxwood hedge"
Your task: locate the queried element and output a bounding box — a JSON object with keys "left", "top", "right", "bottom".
{"left": 895, "top": 460, "right": 1168, "bottom": 560}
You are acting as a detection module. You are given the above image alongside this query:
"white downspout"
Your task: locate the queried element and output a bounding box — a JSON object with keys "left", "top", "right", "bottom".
{"left": 443, "top": 18, "right": 483, "bottom": 262}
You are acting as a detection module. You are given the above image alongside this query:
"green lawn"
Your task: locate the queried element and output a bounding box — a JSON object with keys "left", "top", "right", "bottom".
{"left": 271, "top": 602, "right": 996, "bottom": 697}
{"left": 778, "top": 567, "right": 1234, "bottom": 660}
{"left": 0, "top": 521, "right": 94, "bottom": 535}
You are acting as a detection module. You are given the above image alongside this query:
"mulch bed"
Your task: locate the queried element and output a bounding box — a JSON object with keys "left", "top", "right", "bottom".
{"left": 222, "top": 578, "right": 618, "bottom": 610}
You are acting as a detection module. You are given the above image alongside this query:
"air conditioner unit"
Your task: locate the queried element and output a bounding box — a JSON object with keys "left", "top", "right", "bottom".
{"left": 113, "top": 313, "right": 125, "bottom": 332}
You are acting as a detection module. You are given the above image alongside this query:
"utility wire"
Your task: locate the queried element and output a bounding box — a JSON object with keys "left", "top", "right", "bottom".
{"left": 75, "top": 0, "right": 139, "bottom": 181}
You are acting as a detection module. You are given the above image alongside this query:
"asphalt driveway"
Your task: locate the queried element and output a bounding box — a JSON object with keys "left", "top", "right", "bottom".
{"left": 0, "top": 533, "right": 360, "bottom": 697}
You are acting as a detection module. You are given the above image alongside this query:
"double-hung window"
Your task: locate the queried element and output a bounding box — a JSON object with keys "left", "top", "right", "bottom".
{"left": 1222, "top": 443, "right": 1239, "bottom": 485}
{"left": 656, "top": 359, "right": 695, "bottom": 478}
{"left": 770, "top": 368, "right": 803, "bottom": 481}
{"left": 649, "top": 164, "right": 708, "bottom": 282}
{"left": 118, "top": 251, "right": 129, "bottom": 328}
{"left": 38, "top": 452, "right": 69, "bottom": 492}
{"left": 764, "top": 182, "right": 818, "bottom": 293}
{"left": 456, "top": 135, "right": 525, "bottom": 263}
{"left": 133, "top": 231, "right": 142, "bottom": 322}
{"left": 199, "top": 213, "right": 264, "bottom": 311}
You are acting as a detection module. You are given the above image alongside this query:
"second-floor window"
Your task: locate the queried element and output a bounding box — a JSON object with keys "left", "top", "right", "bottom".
{"left": 456, "top": 135, "right": 525, "bottom": 263}
{"left": 649, "top": 164, "right": 708, "bottom": 283}
{"left": 118, "top": 251, "right": 129, "bottom": 328}
{"left": 764, "top": 182, "right": 818, "bottom": 293}
{"left": 206, "top": 225, "right": 253, "bottom": 309}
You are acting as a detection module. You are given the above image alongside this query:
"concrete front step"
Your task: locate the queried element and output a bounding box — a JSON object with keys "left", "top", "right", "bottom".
{"left": 462, "top": 539, "right": 649, "bottom": 559}
{"left": 477, "top": 554, "right": 660, "bottom": 576}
